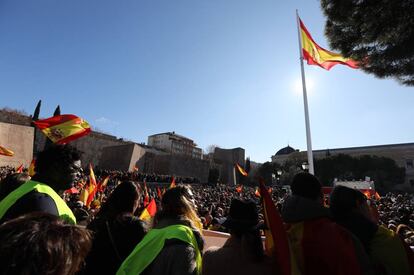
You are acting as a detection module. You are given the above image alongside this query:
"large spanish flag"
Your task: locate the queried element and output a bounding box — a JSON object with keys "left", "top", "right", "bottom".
{"left": 259, "top": 181, "right": 292, "bottom": 275}
{"left": 299, "top": 18, "right": 358, "bottom": 70}
{"left": 33, "top": 114, "right": 91, "bottom": 144}
{"left": 0, "top": 145, "right": 14, "bottom": 157}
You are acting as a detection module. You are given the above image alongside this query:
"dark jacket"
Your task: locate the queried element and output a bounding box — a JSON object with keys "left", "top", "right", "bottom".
{"left": 202, "top": 236, "right": 275, "bottom": 275}
{"left": 142, "top": 216, "right": 204, "bottom": 275}
{"left": 281, "top": 195, "right": 370, "bottom": 275}
{"left": 80, "top": 213, "right": 147, "bottom": 275}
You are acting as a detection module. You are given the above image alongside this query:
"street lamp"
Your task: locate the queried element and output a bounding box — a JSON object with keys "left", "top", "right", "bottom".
{"left": 277, "top": 169, "right": 282, "bottom": 186}
{"left": 301, "top": 162, "right": 309, "bottom": 172}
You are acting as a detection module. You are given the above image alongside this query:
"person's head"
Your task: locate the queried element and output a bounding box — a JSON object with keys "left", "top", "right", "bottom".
{"left": 330, "top": 186, "right": 371, "bottom": 220}
{"left": 0, "top": 173, "right": 30, "bottom": 200}
{"left": 97, "top": 181, "right": 140, "bottom": 219}
{"left": 0, "top": 213, "right": 92, "bottom": 275}
{"left": 290, "top": 172, "right": 323, "bottom": 202}
{"left": 222, "top": 199, "right": 264, "bottom": 261}
{"left": 34, "top": 145, "right": 82, "bottom": 191}
{"left": 157, "top": 185, "right": 201, "bottom": 229}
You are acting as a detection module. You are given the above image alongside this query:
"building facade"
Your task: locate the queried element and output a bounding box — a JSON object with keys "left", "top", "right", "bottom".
{"left": 271, "top": 143, "right": 414, "bottom": 188}
{"left": 148, "top": 132, "right": 202, "bottom": 159}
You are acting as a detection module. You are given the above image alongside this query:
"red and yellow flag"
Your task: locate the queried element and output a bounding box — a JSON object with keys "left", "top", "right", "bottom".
{"left": 86, "top": 164, "right": 98, "bottom": 207}
{"left": 157, "top": 186, "right": 162, "bottom": 199}
{"left": 236, "top": 185, "right": 243, "bottom": 193}
{"left": 133, "top": 165, "right": 139, "bottom": 172}
{"left": 254, "top": 187, "right": 261, "bottom": 198}
{"left": 15, "top": 164, "right": 23, "bottom": 173}
{"left": 259, "top": 181, "right": 291, "bottom": 275}
{"left": 299, "top": 18, "right": 358, "bottom": 70}
{"left": 98, "top": 175, "right": 110, "bottom": 192}
{"left": 28, "top": 159, "right": 36, "bottom": 177}
{"left": 0, "top": 145, "right": 14, "bottom": 157}
{"left": 33, "top": 114, "right": 91, "bottom": 144}
{"left": 139, "top": 198, "right": 157, "bottom": 221}
{"left": 235, "top": 163, "right": 248, "bottom": 176}
{"left": 170, "top": 177, "right": 176, "bottom": 189}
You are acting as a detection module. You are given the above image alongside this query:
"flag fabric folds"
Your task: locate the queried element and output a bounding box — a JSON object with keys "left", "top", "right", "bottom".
{"left": 235, "top": 163, "right": 248, "bottom": 176}
{"left": 139, "top": 198, "right": 157, "bottom": 221}
{"left": 86, "top": 164, "right": 98, "bottom": 207}
{"left": 15, "top": 164, "right": 23, "bottom": 173}
{"left": 170, "top": 177, "right": 176, "bottom": 189}
{"left": 259, "top": 181, "right": 291, "bottom": 275}
{"left": 236, "top": 185, "right": 243, "bottom": 193}
{"left": 33, "top": 114, "right": 91, "bottom": 144}
{"left": 28, "top": 159, "right": 36, "bottom": 176}
{"left": 299, "top": 18, "right": 358, "bottom": 70}
{"left": 0, "top": 145, "right": 14, "bottom": 157}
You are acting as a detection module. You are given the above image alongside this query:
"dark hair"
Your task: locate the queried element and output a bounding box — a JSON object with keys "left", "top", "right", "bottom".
{"left": 35, "top": 144, "right": 81, "bottom": 175}
{"left": 0, "top": 213, "right": 92, "bottom": 275}
{"left": 0, "top": 173, "right": 30, "bottom": 200}
{"left": 330, "top": 185, "right": 366, "bottom": 218}
{"left": 290, "top": 172, "right": 322, "bottom": 200}
{"left": 96, "top": 181, "right": 140, "bottom": 220}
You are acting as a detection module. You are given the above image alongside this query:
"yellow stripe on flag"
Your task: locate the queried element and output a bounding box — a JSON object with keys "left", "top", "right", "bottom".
{"left": 41, "top": 118, "right": 90, "bottom": 143}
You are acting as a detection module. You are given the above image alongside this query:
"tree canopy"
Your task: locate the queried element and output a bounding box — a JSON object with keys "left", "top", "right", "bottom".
{"left": 320, "top": 0, "right": 414, "bottom": 86}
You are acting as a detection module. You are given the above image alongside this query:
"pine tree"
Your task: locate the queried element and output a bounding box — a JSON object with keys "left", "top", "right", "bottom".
{"left": 321, "top": 0, "right": 414, "bottom": 86}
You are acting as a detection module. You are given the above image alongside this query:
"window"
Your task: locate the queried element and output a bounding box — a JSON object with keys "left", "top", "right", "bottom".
{"left": 406, "top": 159, "right": 413, "bottom": 169}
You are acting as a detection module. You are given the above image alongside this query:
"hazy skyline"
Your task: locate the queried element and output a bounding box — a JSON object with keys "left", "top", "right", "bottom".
{"left": 1, "top": 0, "right": 414, "bottom": 163}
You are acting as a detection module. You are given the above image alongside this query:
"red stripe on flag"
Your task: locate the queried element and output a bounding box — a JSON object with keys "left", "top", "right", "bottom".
{"left": 33, "top": 114, "right": 80, "bottom": 129}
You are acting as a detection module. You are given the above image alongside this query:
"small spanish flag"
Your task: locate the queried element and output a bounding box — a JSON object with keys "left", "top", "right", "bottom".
{"left": 299, "top": 17, "right": 358, "bottom": 70}
{"left": 236, "top": 185, "right": 243, "bottom": 193}
{"left": 86, "top": 164, "right": 98, "bottom": 207}
{"left": 28, "top": 159, "right": 36, "bottom": 176}
{"left": 133, "top": 165, "right": 139, "bottom": 172}
{"left": 15, "top": 164, "right": 23, "bottom": 173}
{"left": 98, "top": 175, "right": 110, "bottom": 192}
{"left": 33, "top": 114, "right": 91, "bottom": 144}
{"left": 170, "top": 177, "right": 176, "bottom": 189}
{"left": 254, "top": 187, "right": 261, "bottom": 198}
{"left": 139, "top": 198, "right": 157, "bottom": 221}
{"left": 235, "top": 163, "right": 248, "bottom": 176}
{"left": 0, "top": 145, "right": 14, "bottom": 157}
{"left": 157, "top": 187, "right": 162, "bottom": 199}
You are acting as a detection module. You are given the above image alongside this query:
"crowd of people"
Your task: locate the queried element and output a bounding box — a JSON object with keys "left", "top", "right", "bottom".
{"left": 0, "top": 144, "right": 413, "bottom": 274}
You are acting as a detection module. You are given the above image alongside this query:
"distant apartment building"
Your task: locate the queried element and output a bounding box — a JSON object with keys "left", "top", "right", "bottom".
{"left": 148, "top": 132, "right": 203, "bottom": 159}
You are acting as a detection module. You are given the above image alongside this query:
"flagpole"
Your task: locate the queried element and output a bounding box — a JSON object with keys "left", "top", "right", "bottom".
{"left": 233, "top": 165, "right": 237, "bottom": 186}
{"left": 296, "top": 10, "right": 314, "bottom": 175}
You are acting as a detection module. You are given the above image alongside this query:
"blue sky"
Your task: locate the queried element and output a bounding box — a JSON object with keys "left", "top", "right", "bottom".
{"left": 1, "top": 1, "right": 413, "bottom": 163}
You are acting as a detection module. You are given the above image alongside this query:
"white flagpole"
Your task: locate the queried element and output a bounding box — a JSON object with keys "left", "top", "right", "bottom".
{"left": 296, "top": 10, "right": 315, "bottom": 175}
{"left": 233, "top": 165, "right": 237, "bottom": 186}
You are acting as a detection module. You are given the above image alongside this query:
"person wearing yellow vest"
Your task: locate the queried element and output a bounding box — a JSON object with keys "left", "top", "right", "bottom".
{"left": 117, "top": 185, "right": 204, "bottom": 275}
{"left": 0, "top": 145, "right": 82, "bottom": 224}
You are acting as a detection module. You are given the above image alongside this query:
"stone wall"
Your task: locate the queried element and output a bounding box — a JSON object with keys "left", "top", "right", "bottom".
{"left": 0, "top": 122, "right": 33, "bottom": 167}
{"left": 153, "top": 154, "right": 209, "bottom": 182}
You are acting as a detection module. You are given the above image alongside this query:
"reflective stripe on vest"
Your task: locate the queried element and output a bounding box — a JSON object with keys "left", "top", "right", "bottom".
{"left": 117, "top": 224, "right": 202, "bottom": 275}
{"left": 0, "top": 180, "right": 76, "bottom": 224}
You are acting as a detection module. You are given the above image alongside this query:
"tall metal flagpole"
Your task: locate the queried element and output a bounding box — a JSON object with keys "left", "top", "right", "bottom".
{"left": 296, "top": 10, "right": 315, "bottom": 175}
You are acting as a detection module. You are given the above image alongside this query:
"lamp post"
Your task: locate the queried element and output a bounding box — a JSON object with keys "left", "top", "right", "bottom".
{"left": 277, "top": 169, "right": 282, "bottom": 186}
{"left": 301, "top": 162, "right": 309, "bottom": 172}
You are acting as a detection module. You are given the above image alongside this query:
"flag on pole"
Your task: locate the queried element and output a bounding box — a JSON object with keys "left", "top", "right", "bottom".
{"left": 170, "top": 177, "right": 176, "bottom": 189}
{"left": 86, "top": 164, "right": 98, "bottom": 207}
{"left": 15, "top": 164, "right": 23, "bottom": 173}
{"left": 254, "top": 187, "right": 261, "bottom": 198}
{"left": 236, "top": 185, "right": 243, "bottom": 193}
{"left": 235, "top": 163, "right": 248, "bottom": 176}
{"left": 139, "top": 198, "right": 157, "bottom": 221}
{"left": 157, "top": 186, "right": 162, "bottom": 199}
{"left": 28, "top": 159, "right": 36, "bottom": 176}
{"left": 259, "top": 180, "right": 291, "bottom": 275}
{"left": 299, "top": 17, "right": 358, "bottom": 70}
{"left": 33, "top": 114, "right": 91, "bottom": 144}
{"left": 0, "top": 145, "right": 14, "bottom": 157}
{"left": 98, "top": 175, "right": 110, "bottom": 192}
